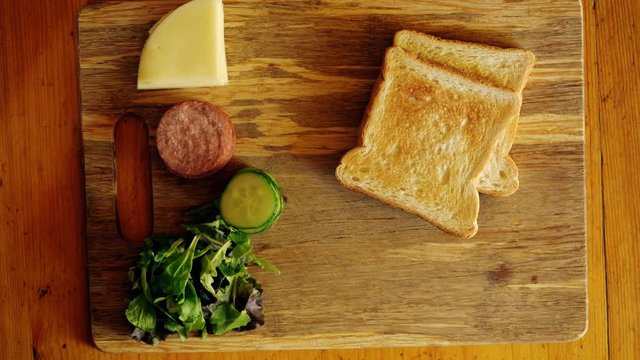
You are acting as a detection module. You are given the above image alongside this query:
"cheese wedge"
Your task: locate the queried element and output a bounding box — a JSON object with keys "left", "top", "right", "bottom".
{"left": 137, "top": 0, "right": 228, "bottom": 90}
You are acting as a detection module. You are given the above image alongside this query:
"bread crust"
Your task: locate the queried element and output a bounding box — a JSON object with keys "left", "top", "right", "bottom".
{"left": 394, "top": 30, "right": 536, "bottom": 92}
{"left": 336, "top": 47, "right": 521, "bottom": 238}
{"left": 335, "top": 170, "right": 479, "bottom": 238}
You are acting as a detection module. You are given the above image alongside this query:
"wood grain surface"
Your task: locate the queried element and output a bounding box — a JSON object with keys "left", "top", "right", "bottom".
{"left": 0, "top": 0, "right": 637, "bottom": 359}
{"left": 595, "top": 0, "right": 640, "bottom": 359}
{"left": 78, "top": 0, "right": 586, "bottom": 352}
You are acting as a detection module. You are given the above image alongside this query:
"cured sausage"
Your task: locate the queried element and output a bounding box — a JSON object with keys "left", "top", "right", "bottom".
{"left": 156, "top": 100, "right": 235, "bottom": 179}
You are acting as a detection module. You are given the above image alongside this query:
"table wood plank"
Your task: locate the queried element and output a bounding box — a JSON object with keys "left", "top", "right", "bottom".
{"left": 596, "top": 0, "right": 640, "bottom": 358}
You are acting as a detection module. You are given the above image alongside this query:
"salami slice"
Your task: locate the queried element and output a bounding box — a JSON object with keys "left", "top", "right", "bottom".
{"left": 156, "top": 100, "right": 235, "bottom": 179}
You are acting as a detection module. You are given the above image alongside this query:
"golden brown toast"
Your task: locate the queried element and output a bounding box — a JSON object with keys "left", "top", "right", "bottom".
{"left": 336, "top": 48, "right": 521, "bottom": 238}
{"left": 394, "top": 30, "right": 535, "bottom": 196}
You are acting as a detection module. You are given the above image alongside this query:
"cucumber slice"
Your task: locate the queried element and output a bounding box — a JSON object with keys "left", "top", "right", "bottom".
{"left": 220, "top": 168, "right": 283, "bottom": 234}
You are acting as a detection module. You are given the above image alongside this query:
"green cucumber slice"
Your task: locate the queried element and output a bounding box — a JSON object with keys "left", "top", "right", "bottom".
{"left": 220, "top": 168, "right": 283, "bottom": 234}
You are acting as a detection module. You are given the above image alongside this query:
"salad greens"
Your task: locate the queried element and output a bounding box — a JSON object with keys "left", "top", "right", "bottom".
{"left": 125, "top": 206, "right": 279, "bottom": 345}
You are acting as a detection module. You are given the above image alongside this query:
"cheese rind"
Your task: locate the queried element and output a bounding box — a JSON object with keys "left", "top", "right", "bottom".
{"left": 137, "top": 0, "right": 228, "bottom": 90}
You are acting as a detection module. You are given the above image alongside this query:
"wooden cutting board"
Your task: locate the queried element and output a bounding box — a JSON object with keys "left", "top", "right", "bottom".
{"left": 79, "top": 0, "right": 586, "bottom": 352}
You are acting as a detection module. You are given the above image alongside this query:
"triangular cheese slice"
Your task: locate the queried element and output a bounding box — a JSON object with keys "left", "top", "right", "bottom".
{"left": 137, "top": 0, "right": 228, "bottom": 90}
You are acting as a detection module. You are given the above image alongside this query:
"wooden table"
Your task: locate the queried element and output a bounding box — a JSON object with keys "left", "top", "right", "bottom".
{"left": 0, "top": 0, "right": 637, "bottom": 358}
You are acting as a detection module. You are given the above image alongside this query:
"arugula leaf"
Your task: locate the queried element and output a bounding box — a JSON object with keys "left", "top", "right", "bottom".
{"left": 193, "top": 245, "right": 212, "bottom": 259}
{"left": 140, "top": 266, "right": 179, "bottom": 324}
{"left": 248, "top": 255, "right": 281, "bottom": 275}
{"left": 140, "top": 266, "right": 153, "bottom": 302}
{"left": 200, "top": 240, "right": 232, "bottom": 296}
{"left": 232, "top": 242, "right": 251, "bottom": 259}
{"left": 219, "top": 258, "right": 246, "bottom": 278}
{"left": 137, "top": 242, "right": 154, "bottom": 269}
{"left": 143, "top": 235, "right": 178, "bottom": 261}
{"left": 128, "top": 266, "right": 139, "bottom": 290}
{"left": 178, "top": 282, "right": 205, "bottom": 329}
{"left": 208, "top": 303, "right": 251, "bottom": 335}
{"left": 125, "top": 294, "right": 157, "bottom": 332}
{"left": 164, "top": 282, "right": 205, "bottom": 340}
{"left": 154, "top": 236, "right": 200, "bottom": 296}
{"left": 153, "top": 238, "right": 184, "bottom": 263}
{"left": 164, "top": 318, "right": 188, "bottom": 341}
{"left": 184, "top": 223, "right": 226, "bottom": 247}
{"left": 228, "top": 230, "right": 249, "bottom": 245}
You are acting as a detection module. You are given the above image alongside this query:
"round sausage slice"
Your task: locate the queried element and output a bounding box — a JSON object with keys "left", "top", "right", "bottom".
{"left": 156, "top": 100, "right": 235, "bottom": 179}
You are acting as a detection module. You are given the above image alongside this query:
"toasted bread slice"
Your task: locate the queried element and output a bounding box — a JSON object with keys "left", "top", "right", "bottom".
{"left": 394, "top": 30, "right": 535, "bottom": 196}
{"left": 394, "top": 30, "right": 535, "bottom": 92}
{"left": 336, "top": 48, "right": 521, "bottom": 238}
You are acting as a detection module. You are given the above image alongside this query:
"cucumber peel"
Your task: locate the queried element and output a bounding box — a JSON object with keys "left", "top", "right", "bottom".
{"left": 220, "top": 168, "right": 283, "bottom": 234}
